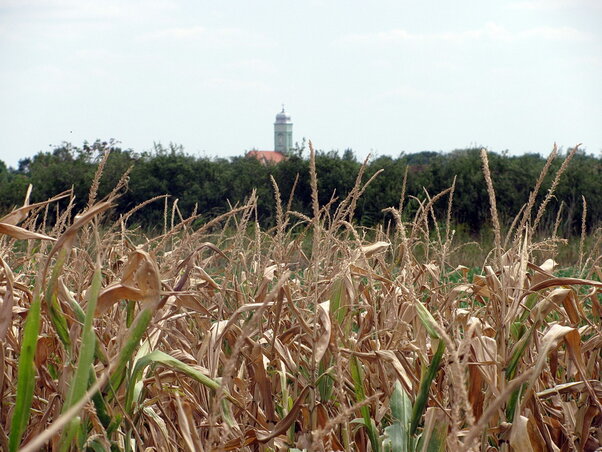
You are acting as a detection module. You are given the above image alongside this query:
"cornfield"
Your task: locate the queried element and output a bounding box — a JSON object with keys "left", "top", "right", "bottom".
{"left": 1, "top": 143, "right": 600, "bottom": 451}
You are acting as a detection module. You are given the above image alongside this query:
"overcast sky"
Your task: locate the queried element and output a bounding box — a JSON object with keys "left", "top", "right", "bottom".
{"left": 0, "top": 0, "right": 600, "bottom": 168}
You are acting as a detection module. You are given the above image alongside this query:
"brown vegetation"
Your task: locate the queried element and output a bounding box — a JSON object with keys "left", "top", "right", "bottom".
{"left": 0, "top": 142, "right": 600, "bottom": 451}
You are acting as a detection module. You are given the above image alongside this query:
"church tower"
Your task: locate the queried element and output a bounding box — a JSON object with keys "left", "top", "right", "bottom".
{"left": 274, "top": 106, "right": 293, "bottom": 154}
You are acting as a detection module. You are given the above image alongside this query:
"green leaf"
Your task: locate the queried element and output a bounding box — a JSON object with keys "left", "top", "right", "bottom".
{"left": 505, "top": 383, "right": 526, "bottom": 422}
{"left": 414, "top": 301, "right": 440, "bottom": 339}
{"left": 62, "top": 279, "right": 109, "bottom": 365}
{"left": 44, "top": 249, "right": 72, "bottom": 353}
{"left": 106, "top": 306, "right": 154, "bottom": 398}
{"left": 417, "top": 408, "right": 448, "bottom": 452}
{"left": 86, "top": 438, "right": 109, "bottom": 452}
{"left": 350, "top": 355, "right": 381, "bottom": 452}
{"left": 510, "top": 322, "right": 525, "bottom": 341}
{"left": 8, "top": 292, "right": 42, "bottom": 452}
{"left": 388, "top": 380, "right": 412, "bottom": 452}
{"left": 518, "top": 293, "right": 538, "bottom": 322}
{"left": 59, "top": 266, "right": 103, "bottom": 450}
{"left": 506, "top": 323, "right": 536, "bottom": 380}
{"left": 391, "top": 380, "right": 412, "bottom": 423}
{"left": 90, "top": 372, "right": 112, "bottom": 430}
{"left": 329, "top": 278, "right": 348, "bottom": 325}
{"left": 125, "top": 350, "right": 238, "bottom": 414}
{"left": 383, "top": 424, "right": 404, "bottom": 452}
{"left": 423, "top": 424, "right": 447, "bottom": 452}
{"left": 411, "top": 340, "right": 445, "bottom": 435}
{"left": 317, "top": 360, "right": 335, "bottom": 402}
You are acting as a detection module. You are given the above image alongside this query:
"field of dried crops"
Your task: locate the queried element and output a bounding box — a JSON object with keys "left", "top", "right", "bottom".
{"left": 0, "top": 146, "right": 600, "bottom": 451}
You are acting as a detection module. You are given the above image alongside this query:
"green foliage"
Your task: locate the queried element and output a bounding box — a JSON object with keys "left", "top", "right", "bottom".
{"left": 1, "top": 141, "right": 600, "bottom": 236}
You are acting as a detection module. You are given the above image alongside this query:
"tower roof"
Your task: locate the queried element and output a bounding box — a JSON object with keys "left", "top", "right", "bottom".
{"left": 275, "top": 105, "right": 292, "bottom": 124}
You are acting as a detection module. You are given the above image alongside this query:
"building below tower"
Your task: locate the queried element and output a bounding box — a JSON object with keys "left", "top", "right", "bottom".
{"left": 246, "top": 106, "right": 293, "bottom": 165}
{"left": 246, "top": 150, "right": 287, "bottom": 164}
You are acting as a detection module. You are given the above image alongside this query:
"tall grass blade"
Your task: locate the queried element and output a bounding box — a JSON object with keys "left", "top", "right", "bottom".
{"left": 45, "top": 249, "right": 72, "bottom": 352}
{"left": 8, "top": 291, "right": 42, "bottom": 452}
{"left": 125, "top": 349, "right": 238, "bottom": 410}
{"left": 350, "top": 355, "right": 381, "bottom": 452}
{"left": 106, "top": 306, "right": 154, "bottom": 398}
{"left": 59, "top": 265, "right": 103, "bottom": 450}
{"left": 410, "top": 340, "right": 445, "bottom": 435}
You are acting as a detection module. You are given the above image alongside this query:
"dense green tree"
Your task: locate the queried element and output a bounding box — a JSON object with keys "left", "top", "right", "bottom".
{"left": 0, "top": 141, "right": 599, "bottom": 236}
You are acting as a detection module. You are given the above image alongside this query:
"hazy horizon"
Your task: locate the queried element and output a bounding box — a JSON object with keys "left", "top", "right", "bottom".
{"left": 1, "top": 0, "right": 601, "bottom": 168}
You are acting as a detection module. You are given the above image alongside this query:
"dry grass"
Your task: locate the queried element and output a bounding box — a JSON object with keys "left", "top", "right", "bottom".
{"left": 0, "top": 145, "right": 601, "bottom": 451}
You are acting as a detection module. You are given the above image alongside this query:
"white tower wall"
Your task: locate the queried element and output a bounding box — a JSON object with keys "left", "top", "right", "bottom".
{"left": 274, "top": 106, "right": 293, "bottom": 153}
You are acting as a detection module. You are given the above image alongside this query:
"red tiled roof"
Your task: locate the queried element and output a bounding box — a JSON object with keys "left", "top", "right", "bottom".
{"left": 246, "top": 150, "right": 287, "bottom": 164}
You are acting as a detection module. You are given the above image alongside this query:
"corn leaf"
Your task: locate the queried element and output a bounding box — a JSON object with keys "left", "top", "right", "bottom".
{"left": 8, "top": 292, "right": 42, "bottom": 452}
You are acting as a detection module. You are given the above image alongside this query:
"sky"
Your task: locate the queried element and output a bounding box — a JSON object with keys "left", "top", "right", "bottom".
{"left": 0, "top": 0, "right": 601, "bottom": 168}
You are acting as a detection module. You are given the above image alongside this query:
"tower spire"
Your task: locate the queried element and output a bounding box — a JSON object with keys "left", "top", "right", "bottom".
{"left": 274, "top": 106, "right": 293, "bottom": 154}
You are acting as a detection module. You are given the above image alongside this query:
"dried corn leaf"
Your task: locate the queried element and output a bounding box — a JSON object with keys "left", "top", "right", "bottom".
{"left": 96, "top": 249, "right": 161, "bottom": 314}
{"left": 537, "top": 380, "right": 602, "bottom": 399}
{"left": 0, "top": 188, "right": 70, "bottom": 226}
{"left": 360, "top": 241, "right": 390, "bottom": 258}
{"left": 522, "top": 277, "right": 602, "bottom": 302}
{"left": 175, "top": 395, "right": 204, "bottom": 452}
{"left": 256, "top": 385, "right": 310, "bottom": 442}
{"left": 250, "top": 342, "right": 275, "bottom": 422}
{"left": 374, "top": 350, "right": 413, "bottom": 393}
{"left": 170, "top": 294, "right": 212, "bottom": 315}
{"left": 314, "top": 300, "right": 331, "bottom": 365}
{"left": 195, "top": 266, "right": 221, "bottom": 290}
{"left": 530, "top": 288, "right": 572, "bottom": 324}
{"left": 0, "top": 257, "right": 15, "bottom": 340}
{"left": 528, "top": 259, "right": 557, "bottom": 287}
{"left": 509, "top": 415, "right": 536, "bottom": 452}
{"left": 522, "top": 324, "right": 580, "bottom": 403}
{"left": 0, "top": 223, "right": 55, "bottom": 241}
{"left": 96, "top": 285, "right": 144, "bottom": 313}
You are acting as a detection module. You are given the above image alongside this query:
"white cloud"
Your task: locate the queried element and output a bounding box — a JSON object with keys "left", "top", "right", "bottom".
{"left": 201, "top": 77, "right": 272, "bottom": 92}
{"left": 336, "top": 22, "right": 589, "bottom": 46}
{"left": 373, "top": 85, "right": 462, "bottom": 103}
{"left": 138, "top": 26, "right": 273, "bottom": 48}
{"left": 141, "top": 26, "right": 207, "bottom": 40}
{"left": 227, "top": 58, "right": 277, "bottom": 74}
{"left": 507, "top": 0, "right": 602, "bottom": 10}
{"left": 0, "top": 0, "right": 178, "bottom": 22}
{"left": 516, "top": 26, "right": 588, "bottom": 40}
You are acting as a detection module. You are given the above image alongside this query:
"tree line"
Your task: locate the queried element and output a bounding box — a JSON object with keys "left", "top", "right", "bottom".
{"left": 0, "top": 140, "right": 600, "bottom": 236}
